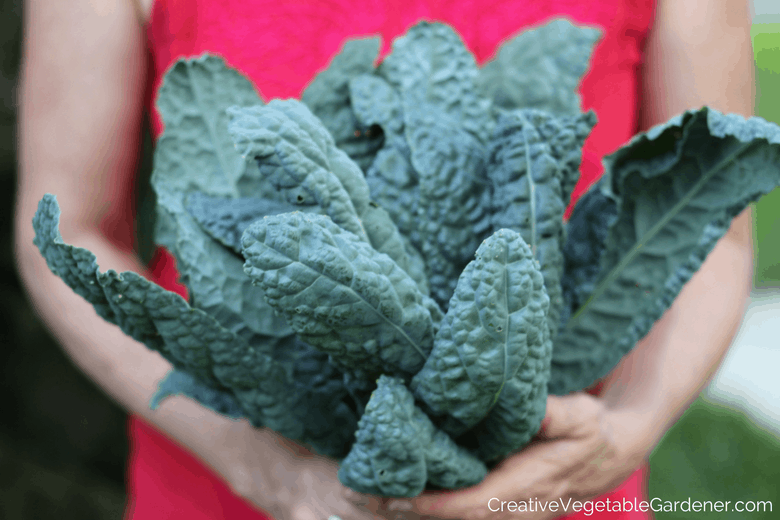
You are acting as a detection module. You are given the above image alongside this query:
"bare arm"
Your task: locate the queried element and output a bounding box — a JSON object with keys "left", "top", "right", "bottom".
{"left": 14, "top": 1, "right": 381, "bottom": 518}
{"left": 15, "top": 0, "right": 164, "bottom": 428}
{"left": 601, "top": 0, "right": 756, "bottom": 456}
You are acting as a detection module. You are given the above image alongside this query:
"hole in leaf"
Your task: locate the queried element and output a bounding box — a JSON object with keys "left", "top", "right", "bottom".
{"left": 367, "top": 124, "right": 383, "bottom": 139}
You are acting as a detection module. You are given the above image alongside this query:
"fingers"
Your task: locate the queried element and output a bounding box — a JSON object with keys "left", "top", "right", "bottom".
{"left": 413, "top": 490, "right": 481, "bottom": 519}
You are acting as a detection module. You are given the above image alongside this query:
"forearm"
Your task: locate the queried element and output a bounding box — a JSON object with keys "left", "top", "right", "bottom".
{"left": 15, "top": 229, "right": 165, "bottom": 415}
{"left": 599, "top": 220, "right": 753, "bottom": 454}
{"left": 14, "top": 0, "right": 290, "bottom": 499}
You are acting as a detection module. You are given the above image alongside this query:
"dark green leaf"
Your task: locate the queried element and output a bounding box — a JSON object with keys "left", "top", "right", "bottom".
{"left": 379, "top": 21, "right": 492, "bottom": 143}
{"left": 412, "top": 230, "right": 549, "bottom": 433}
{"left": 338, "top": 376, "right": 487, "bottom": 497}
{"left": 487, "top": 109, "right": 566, "bottom": 339}
{"left": 550, "top": 108, "right": 780, "bottom": 394}
{"left": 152, "top": 55, "right": 292, "bottom": 346}
{"left": 406, "top": 107, "right": 490, "bottom": 307}
{"left": 185, "top": 192, "right": 296, "bottom": 253}
{"left": 242, "top": 212, "right": 434, "bottom": 377}
{"left": 478, "top": 19, "right": 601, "bottom": 115}
{"left": 302, "top": 37, "right": 383, "bottom": 172}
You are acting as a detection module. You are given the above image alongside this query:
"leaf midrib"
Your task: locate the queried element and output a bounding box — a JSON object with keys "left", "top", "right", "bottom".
{"left": 567, "top": 138, "right": 755, "bottom": 328}
{"left": 256, "top": 234, "right": 428, "bottom": 364}
{"left": 521, "top": 113, "right": 538, "bottom": 257}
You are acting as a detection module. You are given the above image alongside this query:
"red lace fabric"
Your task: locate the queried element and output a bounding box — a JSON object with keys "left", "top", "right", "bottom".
{"left": 124, "top": 1, "right": 655, "bottom": 518}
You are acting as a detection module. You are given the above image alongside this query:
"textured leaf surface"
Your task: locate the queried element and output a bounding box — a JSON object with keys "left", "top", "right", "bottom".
{"left": 530, "top": 110, "right": 597, "bottom": 205}
{"left": 559, "top": 180, "right": 618, "bottom": 329}
{"left": 478, "top": 19, "right": 601, "bottom": 115}
{"left": 302, "top": 37, "right": 383, "bottom": 172}
{"left": 229, "top": 99, "right": 422, "bottom": 294}
{"left": 34, "top": 194, "right": 226, "bottom": 386}
{"left": 338, "top": 376, "right": 487, "bottom": 497}
{"left": 350, "top": 74, "right": 422, "bottom": 248}
{"left": 152, "top": 55, "right": 291, "bottom": 346}
{"left": 349, "top": 74, "right": 405, "bottom": 137}
{"left": 186, "top": 192, "right": 295, "bottom": 253}
{"left": 242, "top": 212, "right": 434, "bottom": 377}
{"left": 34, "top": 195, "right": 356, "bottom": 456}
{"left": 279, "top": 99, "right": 421, "bottom": 287}
{"left": 412, "top": 230, "right": 549, "bottom": 433}
{"left": 154, "top": 54, "right": 266, "bottom": 198}
{"left": 270, "top": 98, "right": 374, "bottom": 218}
{"left": 472, "top": 364, "right": 549, "bottom": 462}
{"left": 379, "top": 21, "right": 492, "bottom": 143}
{"left": 487, "top": 110, "right": 566, "bottom": 339}
{"left": 361, "top": 202, "right": 429, "bottom": 295}
{"left": 227, "top": 101, "right": 368, "bottom": 241}
{"left": 550, "top": 108, "right": 780, "bottom": 394}
{"left": 406, "top": 107, "right": 491, "bottom": 307}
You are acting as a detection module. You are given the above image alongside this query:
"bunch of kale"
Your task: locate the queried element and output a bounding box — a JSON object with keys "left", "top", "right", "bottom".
{"left": 32, "top": 20, "right": 780, "bottom": 497}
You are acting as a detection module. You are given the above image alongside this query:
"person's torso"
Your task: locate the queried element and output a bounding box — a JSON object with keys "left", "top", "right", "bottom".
{"left": 126, "top": 2, "right": 656, "bottom": 520}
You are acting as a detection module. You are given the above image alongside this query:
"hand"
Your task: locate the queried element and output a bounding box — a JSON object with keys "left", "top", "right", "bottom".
{"left": 407, "top": 393, "right": 649, "bottom": 520}
{"left": 195, "top": 416, "right": 389, "bottom": 520}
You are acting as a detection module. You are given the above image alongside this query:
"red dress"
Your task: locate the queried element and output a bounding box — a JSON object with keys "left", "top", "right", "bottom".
{"left": 124, "top": 1, "right": 656, "bottom": 518}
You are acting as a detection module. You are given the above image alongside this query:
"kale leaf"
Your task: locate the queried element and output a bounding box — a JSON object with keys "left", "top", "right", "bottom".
{"left": 242, "top": 212, "right": 435, "bottom": 378}
{"left": 411, "top": 230, "right": 550, "bottom": 435}
{"left": 559, "top": 178, "right": 618, "bottom": 329}
{"left": 34, "top": 194, "right": 357, "bottom": 458}
{"left": 550, "top": 108, "right": 780, "bottom": 394}
{"left": 486, "top": 109, "right": 566, "bottom": 340}
{"left": 302, "top": 37, "right": 384, "bottom": 172}
{"left": 478, "top": 19, "right": 601, "bottom": 115}
{"left": 338, "top": 376, "right": 487, "bottom": 497}
{"left": 378, "top": 21, "right": 493, "bottom": 144}
{"left": 185, "top": 192, "right": 296, "bottom": 253}
{"left": 152, "top": 54, "right": 293, "bottom": 350}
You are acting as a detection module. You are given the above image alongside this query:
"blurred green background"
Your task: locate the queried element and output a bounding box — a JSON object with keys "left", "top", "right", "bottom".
{"left": 0, "top": 4, "right": 778, "bottom": 519}
{"left": 751, "top": 23, "right": 780, "bottom": 288}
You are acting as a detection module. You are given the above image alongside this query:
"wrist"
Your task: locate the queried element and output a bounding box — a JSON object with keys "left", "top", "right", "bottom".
{"left": 604, "top": 404, "right": 664, "bottom": 468}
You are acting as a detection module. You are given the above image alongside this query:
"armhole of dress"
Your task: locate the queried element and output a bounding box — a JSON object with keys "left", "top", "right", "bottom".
{"left": 132, "top": 0, "right": 155, "bottom": 25}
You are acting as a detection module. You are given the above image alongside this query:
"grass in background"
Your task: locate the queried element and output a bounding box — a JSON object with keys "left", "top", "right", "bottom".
{"left": 751, "top": 25, "right": 780, "bottom": 287}
{"left": 649, "top": 397, "right": 780, "bottom": 519}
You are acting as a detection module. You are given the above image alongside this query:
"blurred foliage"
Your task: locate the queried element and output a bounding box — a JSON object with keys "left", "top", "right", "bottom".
{"left": 649, "top": 397, "right": 780, "bottom": 519}
{"left": 752, "top": 26, "right": 780, "bottom": 287}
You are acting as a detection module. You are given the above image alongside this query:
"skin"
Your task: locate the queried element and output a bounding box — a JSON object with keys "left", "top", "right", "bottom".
{"left": 14, "top": 0, "right": 755, "bottom": 519}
